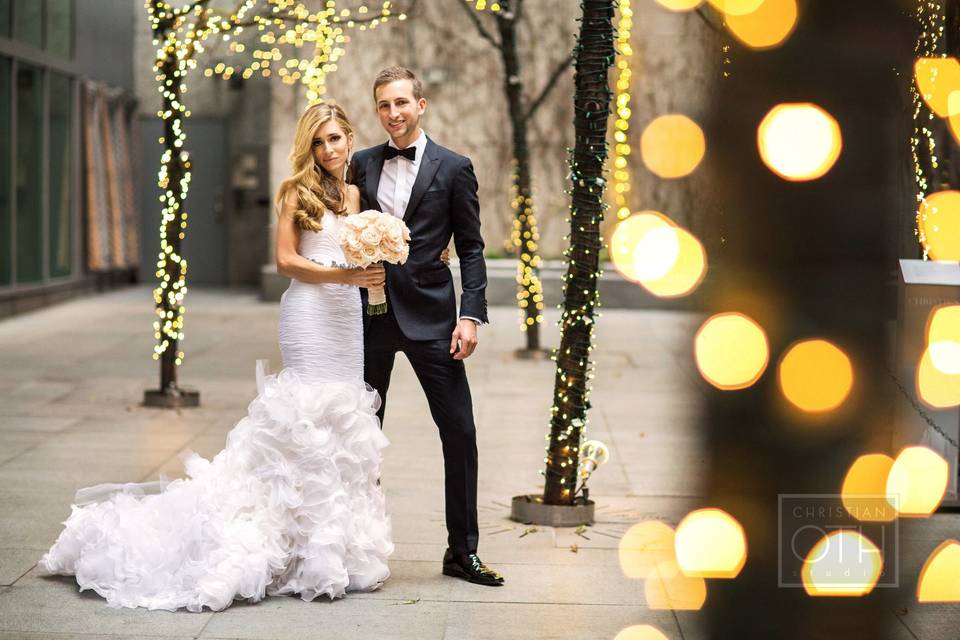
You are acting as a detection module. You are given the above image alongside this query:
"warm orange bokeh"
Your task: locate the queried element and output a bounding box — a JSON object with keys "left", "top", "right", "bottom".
{"left": 619, "top": 520, "right": 677, "bottom": 579}
{"left": 802, "top": 530, "right": 883, "bottom": 597}
{"left": 610, "top": 212, "right": 676, "bottom": 283}
{"left": 927, "top": 304, "right": 960, "bottom": 375}
{"left": 886, "top": 445, "right": 949, "bottom": 517}
{"left": 757, "top": 103, "right": 842, "bottom": 181}
{"left": 640, "top": 114, "right": 706, "bottom": 179}
{"left": 640, "top": 226, "right": 707, "bottom": 298}
{"left": 918, "top": 540, "right": 960, "bottom": 602}
{"left": 707, "top": 0, "right": 764, "bottom": 15}
{"left": 914, "top": 57, "right": 960, "bottom": 117}
{"left": 654, "top": 0, "right": 703, "bottom": 10}
{"left": 917, "top": 347, "right": 960, "bottom": 409}
{"left": 614, "top": 626, "right": 670, "bottom": 640}
{"left": 841, "top": 453, "right": 897, "bottom": 522}
{"left": 778, "top": 339, "right": 854, "bottom": 413}
{"left": 674, "top": 508, "right": 747, "bottom": 579}
{"left": 645, "top": 558, "right": 707, "bottom": 610}
{"left": 725, "top": 0, "right": 798, "bottom": 49}
{"left": 694, "top": 313, "right": 769, "bottom": 390}
{"left": 917, "top": 190, "right": 960, "bottom": 261}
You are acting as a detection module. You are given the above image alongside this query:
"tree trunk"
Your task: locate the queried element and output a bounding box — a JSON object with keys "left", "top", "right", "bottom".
{"left": 494, "top": 1, "right": 543, "bottom": 352}
{"left": 542, "top": 0, "right": 615, "bottom": 506}
{"left": 153, "top": 47, "right": 190, "bottom": 393}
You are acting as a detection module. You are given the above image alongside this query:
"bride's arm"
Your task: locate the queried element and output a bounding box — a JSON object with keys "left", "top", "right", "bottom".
{"left": 275, "top": 191, "right": 383, "bottom": 287}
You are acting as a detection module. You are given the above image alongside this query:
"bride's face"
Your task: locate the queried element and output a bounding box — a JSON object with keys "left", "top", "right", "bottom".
{"left": 312, "top": 120, "right": 352, "bottom": 177}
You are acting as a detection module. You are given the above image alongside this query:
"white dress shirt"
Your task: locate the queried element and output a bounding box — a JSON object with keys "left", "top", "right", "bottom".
{"left": 377, "top": 130, "right": 481, "bottom": 327}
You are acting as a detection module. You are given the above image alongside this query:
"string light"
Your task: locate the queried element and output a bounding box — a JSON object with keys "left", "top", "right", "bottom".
{"left": 145, "top": 1, "right": 407, "bottom": 375}
{"left": 542, "top": 0, "right": 616, "bottom": 505}
{"left": 612, "top": 0, "right": 633, "bottom": 220}
{"left": 203, "top": 2, "right": 403, "bottom": 104}
{"left": 470, "top": 0, "right": 544, "bottom": 337}
{"left": 911, "top": 0, "right": 944, "bottom": 258}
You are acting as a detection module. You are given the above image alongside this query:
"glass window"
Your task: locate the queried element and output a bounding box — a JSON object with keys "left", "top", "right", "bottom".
{"left": 45, "top": 0, "right": 71, "bottom": 58}
{"left": 48, "top": 72, "right": 70, "bottom": 278}
{"left": 0, "top": 0, "right": 11, "bottom": 38}
{"left": 13, "top": 0, "right": 42, "bottom": 48}
{"left": 0, "top": 58, "right": 9, "bottom": 286}
{"left": 15, "top": 63, "right": 42, "bottom": 283}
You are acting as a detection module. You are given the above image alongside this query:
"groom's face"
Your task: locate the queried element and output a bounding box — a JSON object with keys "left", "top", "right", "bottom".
{"left": 375, "top": 80, "right": 426, "bottom": 146}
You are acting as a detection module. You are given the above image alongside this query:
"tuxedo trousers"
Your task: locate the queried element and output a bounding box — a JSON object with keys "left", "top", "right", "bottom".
{"left": 363, "top": 306, "right": 480, "bottom": 554}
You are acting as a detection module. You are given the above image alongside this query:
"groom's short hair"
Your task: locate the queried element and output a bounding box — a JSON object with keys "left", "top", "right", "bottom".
{"left": 373, "top": 66, "right": 423, "bottom": 102}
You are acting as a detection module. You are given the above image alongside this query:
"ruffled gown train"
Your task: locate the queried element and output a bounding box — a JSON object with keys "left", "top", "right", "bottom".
{"left": 39, "top": 210, "right": 392, "bottom": 611}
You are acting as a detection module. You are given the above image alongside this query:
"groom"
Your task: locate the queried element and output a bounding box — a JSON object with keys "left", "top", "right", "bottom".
{"left": 349, "top": 66, "right": 503, "bottom": 587}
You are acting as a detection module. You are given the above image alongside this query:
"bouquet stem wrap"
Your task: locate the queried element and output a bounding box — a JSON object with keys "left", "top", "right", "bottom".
{"left": 340, "top": 210, "right": 410, "bottom": 317}
{"left": 367, "top": 280, "right": 387, "bottom": 316}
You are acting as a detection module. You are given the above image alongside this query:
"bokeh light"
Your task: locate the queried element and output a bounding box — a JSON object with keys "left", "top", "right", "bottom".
{"left": 640, "top": 114, "right": 706, "bottom": 179}
{"left": 645, "top": 559, "right": 707, "bottom": 610}
{"left": 927, "top": 305, "right": 960, "bottom": 375}
{"left": 917, "top": 540, "right": 960, "bottom": 602}
{"left": 757, "top": 103, "right": 842, "bottom": 181}
{"left": 654, "top": 0, "right": 703, "bottom": 10}
{"left": 841, "top": 453, "right": 897, "bottom": 522}
{"left": 778, "top": 339, "right": 853, "bottom": 413}
{"left": 610, "top": 211, "right": 679, "bottom": 282}
{"left": 801, "top": 530, "right": 883, "bottom": 597}
{"left": 674, "top": 508, "right": 747, "bottom": 578}
{"left": 914, "top": 57, "right": 960, "bottom": 117}
{"left": 917, "top": 347, "right": 960, "bottom": 408}
{"left": 633, "top": 225, "right": 681, "bottom": 282}
{"left": 619, "top": 520, "right": 677, "bottom": 579}
{"left": 725, "top": 0, "right": 798, "bottom": 50}
{"left": 707, "top": 0, "right": 764, "bottom": 15}
{"left": 917, "top": 190, "right": 960, "bottom": 261}
{"left": 886, "top": 445, "right": 948, "bottom": 517}
{"left": 694, "top": 313, "right": 769, "bottom": 390}
{"left": 640, "top": 226, "right": 708, "bottom": 298}
{"left": 614, "top": 625, "right": 670, "bottom": 640}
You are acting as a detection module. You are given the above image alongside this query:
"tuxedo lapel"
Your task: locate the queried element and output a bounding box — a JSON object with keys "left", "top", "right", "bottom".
{"left": 403, "top": 139, "right": 441, "bottom": 222}
{"left": 365, "top": 146, "right": 386, "bottom": 212}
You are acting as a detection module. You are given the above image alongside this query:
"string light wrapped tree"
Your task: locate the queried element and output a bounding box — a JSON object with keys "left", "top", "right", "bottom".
{"left": 458, "top": 0, "right": 573, "bottom": 357}
{"left": 511, "top": 0, "right": 616, "bottom": 524}
{"left": 142, "top": 0, "right": 410, "bottom": 407}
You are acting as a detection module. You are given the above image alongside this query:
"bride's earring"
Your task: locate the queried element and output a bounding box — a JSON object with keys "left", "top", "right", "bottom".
{"left": 343, "top": 148, "right": 352, "bottom": 182}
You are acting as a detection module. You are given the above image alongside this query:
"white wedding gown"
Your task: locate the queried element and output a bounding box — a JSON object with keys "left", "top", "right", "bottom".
{"left": 39, "top": 210, "right": 393, "bottom": 612}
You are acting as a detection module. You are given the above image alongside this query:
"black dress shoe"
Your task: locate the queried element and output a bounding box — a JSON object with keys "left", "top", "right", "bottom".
{"left": 442, "top": 549, "right": 505, "bottom": 586}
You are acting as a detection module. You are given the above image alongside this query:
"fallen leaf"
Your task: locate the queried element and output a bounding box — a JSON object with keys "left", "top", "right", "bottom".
{"left": 519, "top": 526, "right": 540, "bottom": 538}
{"left": 570, "top": 544, "right": 579, "bottom": 553}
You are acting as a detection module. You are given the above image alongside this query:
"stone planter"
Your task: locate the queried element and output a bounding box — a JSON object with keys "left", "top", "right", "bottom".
{"left": 510, "top": 493, "right": 595, "bottom": 526}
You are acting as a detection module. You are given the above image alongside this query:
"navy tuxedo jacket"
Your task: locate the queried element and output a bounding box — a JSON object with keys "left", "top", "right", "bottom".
{"left": 349, "top": 137, "right": 489, "bottom": 341}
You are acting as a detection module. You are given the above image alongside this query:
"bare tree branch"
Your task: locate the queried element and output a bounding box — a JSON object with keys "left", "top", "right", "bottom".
{"left": 456, "top": 0, "right": 502, "bottom": 50}
{"left": 522, "top": 52, "right": 573, "bottom": 123}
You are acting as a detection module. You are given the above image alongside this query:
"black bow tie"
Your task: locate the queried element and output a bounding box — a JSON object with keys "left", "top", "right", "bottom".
{"left": 384, "top": 145, "right": 416, "bottom": 162}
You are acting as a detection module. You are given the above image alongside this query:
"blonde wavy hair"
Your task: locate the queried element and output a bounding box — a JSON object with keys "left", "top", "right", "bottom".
{"left": 276, "top": 102, "right": 354, "bottom": 232}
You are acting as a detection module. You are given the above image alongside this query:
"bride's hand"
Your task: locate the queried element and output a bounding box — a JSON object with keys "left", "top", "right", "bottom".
{"left": 440, "top": 248, "right": 450, "bottom": 265}
{"left": 347, "top": 264, "right": 385, "bottom": 288}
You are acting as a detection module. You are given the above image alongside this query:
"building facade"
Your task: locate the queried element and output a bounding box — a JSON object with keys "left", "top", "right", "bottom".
{"left": 0, "top": 0, "right": 136, "bottom": 318}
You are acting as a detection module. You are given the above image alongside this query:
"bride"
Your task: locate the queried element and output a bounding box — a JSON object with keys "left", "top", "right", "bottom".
{"left": 39, "top": 103, "right": 396, "bottom": 612}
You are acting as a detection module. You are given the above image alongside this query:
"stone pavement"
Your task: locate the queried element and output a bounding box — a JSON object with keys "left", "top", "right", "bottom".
{"left": 0, "top": 287, "right": 955, "bottom": 640}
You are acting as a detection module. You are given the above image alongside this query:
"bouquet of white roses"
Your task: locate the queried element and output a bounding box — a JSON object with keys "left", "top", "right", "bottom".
{"left": 340, "top": 209, "right": 411, "bottom": 315}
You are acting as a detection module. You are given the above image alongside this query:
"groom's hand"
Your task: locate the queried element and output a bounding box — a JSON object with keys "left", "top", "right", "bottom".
{"left": 450, "top": 319, "right": 478, "bottom": 360}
